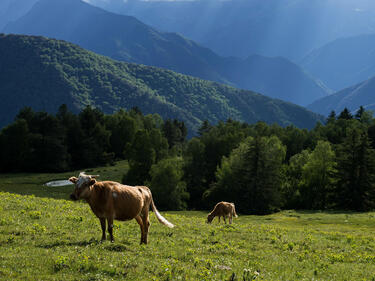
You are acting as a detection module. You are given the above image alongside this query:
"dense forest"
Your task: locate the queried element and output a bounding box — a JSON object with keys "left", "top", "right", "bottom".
{"left": 1, "top": 105, "right": 375, "bottom": 214}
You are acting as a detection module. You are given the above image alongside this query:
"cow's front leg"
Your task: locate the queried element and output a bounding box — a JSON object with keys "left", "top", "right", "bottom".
{"left": 107, "top": 217, "right": 114, "bottom": 242}
{"left": 223, "top": 216, "right": 227, "bottom": 224}
{"left": 99, "top": 218, "right": 106, "bottom": 241}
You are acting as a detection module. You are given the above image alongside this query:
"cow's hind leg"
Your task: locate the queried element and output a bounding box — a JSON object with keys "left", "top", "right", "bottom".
{"left": 135, "top": 216, "right": 145, "bottom": 244}
{"left": 99, "top": 218, "right": 106, "bottom": 241}
{"left": 107, "top": 217, "right": 114, "bottom": 242}
{"left": 223, "top": 216, "right": 227, "bottom": 224}
{"left": 141, "top": 209, "right": 150, "bottom": 244}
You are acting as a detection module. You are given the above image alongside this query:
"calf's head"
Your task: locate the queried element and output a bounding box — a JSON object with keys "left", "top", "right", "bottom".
{"left": 207, "top": 214, "right": 214, "bottom": 224}
{"left": 69, "top": 172, "right": 98, "bottom": 201}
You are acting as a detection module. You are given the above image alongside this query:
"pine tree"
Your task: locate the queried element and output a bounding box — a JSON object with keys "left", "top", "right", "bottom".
{"left": 327, "top": 110, "right": 336, "bottom": 124}
{"left": 198, "top": 120, "right": 212, "bottom": 136}
{"left": 355, "top": 106, "right": 365, "bottom": 120}
{"left": 338, "top": 108, "right": 353, "bottom": 120}
{"left": 335, "top": 127, "right": 375, "bottom": 211}
{"left": 0, "top": 119, "right": 30, "bottom": 171}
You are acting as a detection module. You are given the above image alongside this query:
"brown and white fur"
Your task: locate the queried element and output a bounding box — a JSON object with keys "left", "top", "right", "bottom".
{"left": 207, "top": 201, "right": 238, "bottom": 224}
{"left": 69, "top": 172, "right": 174, "bottom": 244}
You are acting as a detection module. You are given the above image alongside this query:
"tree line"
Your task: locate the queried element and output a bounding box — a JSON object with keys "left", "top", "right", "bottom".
{"left": 1, "top": 105, "right": 375, "bottom": 214}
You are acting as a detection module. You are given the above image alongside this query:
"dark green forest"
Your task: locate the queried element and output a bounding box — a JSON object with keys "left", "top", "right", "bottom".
{"left": 1, "top": 105, "right": 375, "bottom": 214}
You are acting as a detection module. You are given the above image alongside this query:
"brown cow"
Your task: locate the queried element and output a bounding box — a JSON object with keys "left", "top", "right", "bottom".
{"left": 69, "top": 172, "right": 174, "bottom": 244}
{"left": 207, "top": 201, "right": 238, "bottom": 224}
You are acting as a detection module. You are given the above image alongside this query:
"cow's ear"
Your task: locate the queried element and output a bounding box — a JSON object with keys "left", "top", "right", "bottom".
{"left": 89, "top": 178, "right": 97, "bottom": 185}
{"left": 69, "top": 177, "right": 78, "bottom": 183}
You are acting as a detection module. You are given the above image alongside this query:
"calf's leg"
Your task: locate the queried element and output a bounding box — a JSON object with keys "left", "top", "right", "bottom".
{"left": 99, "top": 218, "right": 106, "bottom": 241}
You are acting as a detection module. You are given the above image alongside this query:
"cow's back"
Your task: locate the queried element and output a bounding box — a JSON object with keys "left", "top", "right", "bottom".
{"left": 90, "top": 181, "right": 149, "bottom": 221}
{"left": 215, "top": 202, "right": 233, "bottom": 216}
{"left": 111, "top": 183, "right": 151, "bottom": 220}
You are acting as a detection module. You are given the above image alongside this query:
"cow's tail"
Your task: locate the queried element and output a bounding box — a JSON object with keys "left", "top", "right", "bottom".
{"left": 232, "top": 203, "right": 238, "bottom": 218}
{"left": 150, "top": 197, "right": 175, "bottom": 228}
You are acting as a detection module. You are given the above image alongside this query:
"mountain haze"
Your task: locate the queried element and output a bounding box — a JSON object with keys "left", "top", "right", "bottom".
{"left": 302, "top": 34, "right": 375, "bottom": 91}
{"left": 0, "top": 34, "right": 324, "bottom": 134}
{"left": 87, "top": 0, "right": 375, "bottom": 61}
{"left": 3, "top": 0, "right": 330, "bottom": 106}
{"left": 0, "top": 0, "right": 37, "bottom": 31}
{"left": 220, "top": 55, "right": 331, "bottom": 106}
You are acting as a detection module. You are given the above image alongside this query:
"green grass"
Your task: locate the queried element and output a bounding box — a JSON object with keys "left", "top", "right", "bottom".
{"left": 1, "top": 162, "right": 375, "bottom": 280}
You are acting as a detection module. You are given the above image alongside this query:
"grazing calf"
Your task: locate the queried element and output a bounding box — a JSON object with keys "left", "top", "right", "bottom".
{"left": 69, "top": 172, "right": 174, "bottom": 244}
{"left": 207, "top": 201, "right": 238, "bottom": 224}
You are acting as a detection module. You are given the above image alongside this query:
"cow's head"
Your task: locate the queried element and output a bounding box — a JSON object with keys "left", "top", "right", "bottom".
{"left": 69, "top": 172, "right": 99, "bottom": 201}
{"left": 206, "top": 214, "right": 214, "bottom": 224}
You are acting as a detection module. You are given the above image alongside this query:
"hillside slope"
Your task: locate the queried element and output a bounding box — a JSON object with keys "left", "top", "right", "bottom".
{"left": 308, "top": 76, "right": 375, "bottom": 115}
{"left": 0, "top": 34, "right": 323, "bottom": 133}
{"left": 3, "top": 0, "right": 330, "bottom": 106}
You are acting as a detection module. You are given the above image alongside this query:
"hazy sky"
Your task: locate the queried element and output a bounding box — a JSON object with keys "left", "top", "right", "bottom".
{"left": 84, "top": 0, "right": 198, "bottom": 3}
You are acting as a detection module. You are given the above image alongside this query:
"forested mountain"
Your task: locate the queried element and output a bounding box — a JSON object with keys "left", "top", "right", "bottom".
{"left": 0, "top": 34, "right": 323, "bottom": 134}
{"left": 86, "top": 0, "right": 375, "bottom": 61}
{"left": 302, "top": 34, "right": 375, "bottom": 91}
{"left": 308, "top": 76, "right": 375, "bottom": 116}
{"left": 3, "top": 0, "right": 330, "bottom": 106}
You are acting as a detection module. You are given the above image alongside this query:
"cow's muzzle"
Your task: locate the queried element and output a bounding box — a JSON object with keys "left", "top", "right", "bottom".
{"left": 70, "top": 194, "right": 78, "bottom": 201}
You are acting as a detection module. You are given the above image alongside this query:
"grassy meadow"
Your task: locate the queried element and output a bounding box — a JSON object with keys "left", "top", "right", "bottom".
{"left": 1, "top": 162, "right": 375, "bottom": 280}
